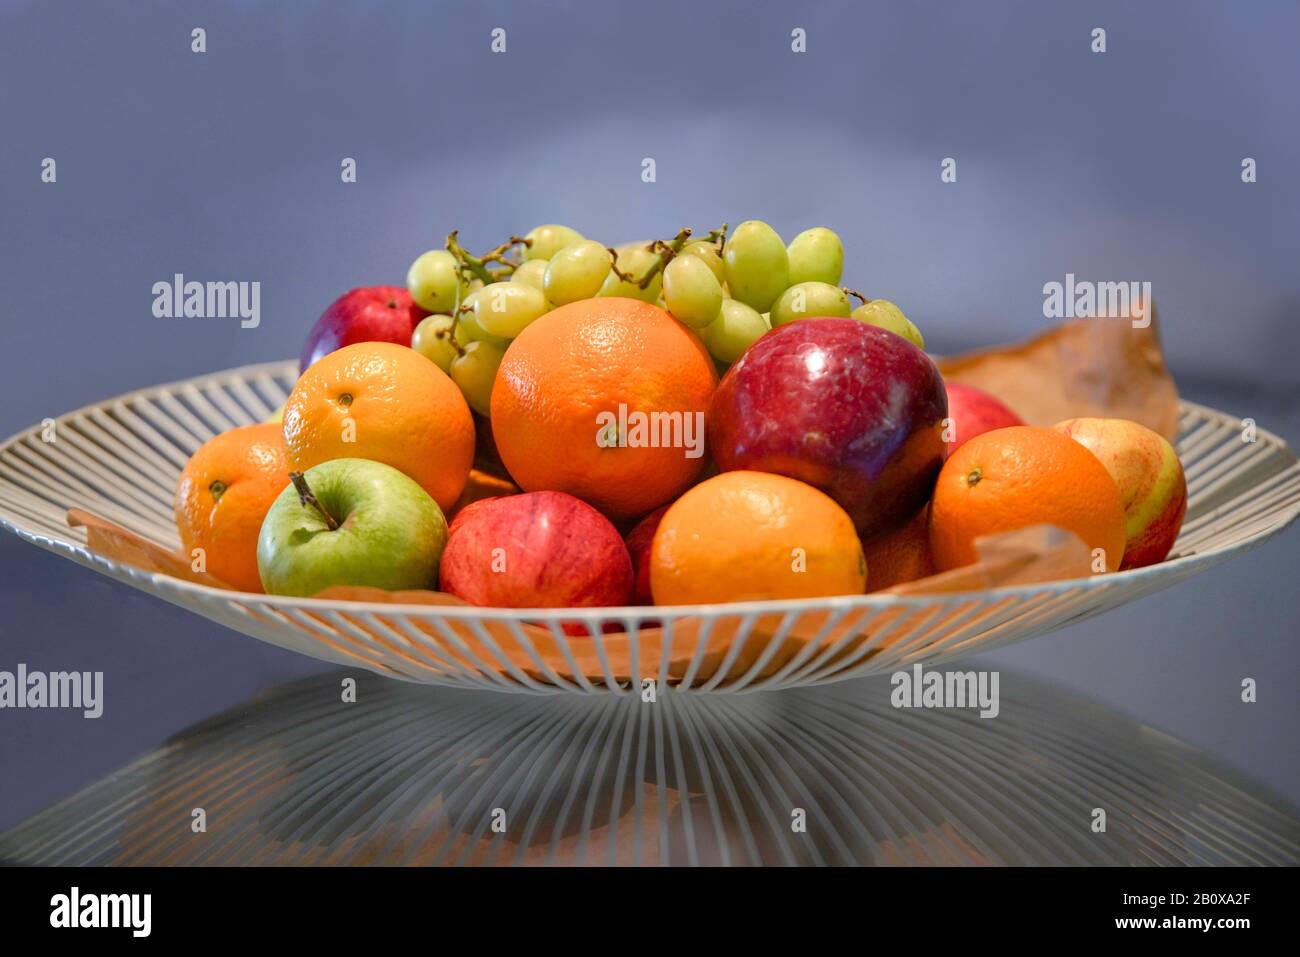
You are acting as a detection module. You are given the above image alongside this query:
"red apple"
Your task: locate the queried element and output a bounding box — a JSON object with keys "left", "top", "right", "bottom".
{"left": 625, "top": 506, "right": 669, "bottom": 606}
{"left": 439, "top": 491, "right": 634, "bottom": 610}
{"left": 944, "top": 381, "right": 1024, "bottom": 456}
{"left": 299, "top": 286, "right": 429, "bottom": 372}
{"left": 708, "top": 318, "right": 947, "bottom": 538}
{"left": 448, "top": 496, "right": 499, "bottom": 538}
{"left": 1052, "top": 417, "right": 1187, "bottom": 569}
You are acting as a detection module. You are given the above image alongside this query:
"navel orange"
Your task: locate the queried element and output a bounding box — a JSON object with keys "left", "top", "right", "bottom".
{"left": 282, "top": 341, "right": 475, "bottom": 512}
{"left": 489, "top": 297, "right": 717, "bottom": 522}
{"left": 649, "top": 471, "right": 867, "bottom": 604}
{"left": 929, "top": 426, "right": 1126, "bottom": 573}
{"left": 174, "top": 423, "right": 289, "bottom": 592}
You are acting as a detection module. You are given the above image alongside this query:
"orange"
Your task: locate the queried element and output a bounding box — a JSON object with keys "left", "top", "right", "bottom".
{"left": 489, "top": 297, "right": 717, "bottom": 521}
{"left": 929, "top": 426, "right": 1126, "bottom": 573}
{"left": 449, "top": 468, "right": 520, "bottom": 520}
{"left": 650, "top": 471, "right": 867, "bottom": 604}
{"left": 174, "top": 423, "right": 289, "bottom": 592}
{"left": 282, "top": 341, "right": 474, "bottom": 512}
{"left": 862, "top": 504, "right": 936, "bottom": 592}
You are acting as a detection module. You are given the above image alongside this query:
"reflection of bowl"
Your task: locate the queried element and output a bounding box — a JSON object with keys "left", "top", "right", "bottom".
{"left": 1, "top": 669, "right": 1295, "bottom": 866}
{"left": 0, "top": 360, "right": 1297, "bottom": 694}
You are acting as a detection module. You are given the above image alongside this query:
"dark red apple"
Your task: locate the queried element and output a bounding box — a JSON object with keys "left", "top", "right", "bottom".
{"left": 943, "top": 381, "right": 1024, "bottom": 456}
{"left": 299, "top": 286, "right": 429, "bottom": 372}
{"left": 439, "top": 491, "right": 634, "bottom": 611}
{"left": 709, "top": 318, "right": 947, "bottom": 537}
{"left": 624, "top": 506, "right": 668, "bottom": 606}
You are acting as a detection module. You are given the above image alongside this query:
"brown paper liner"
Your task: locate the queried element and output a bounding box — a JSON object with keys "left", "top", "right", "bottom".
{"left": 67, "top": 508, "right": 237, "bottom": 589}
{"left": 936, "top": 303, "right": 1180, "bottom": 441}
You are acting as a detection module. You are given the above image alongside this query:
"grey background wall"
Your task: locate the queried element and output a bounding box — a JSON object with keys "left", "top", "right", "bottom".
{"left": 1, "top": 1, "right": 1297, "bottom": 829}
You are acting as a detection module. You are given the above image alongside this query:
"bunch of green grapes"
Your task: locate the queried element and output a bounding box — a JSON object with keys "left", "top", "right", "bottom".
{"left": 661, "top": 220, "right": 926, "bottom": 367}
{"left": 405, "top": 219, "right": 926, "bottom": 414}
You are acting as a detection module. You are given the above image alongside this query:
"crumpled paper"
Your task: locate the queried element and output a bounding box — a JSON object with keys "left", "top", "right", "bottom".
{"left": 936, "top": 298, "right": 1179, "bottom": 441}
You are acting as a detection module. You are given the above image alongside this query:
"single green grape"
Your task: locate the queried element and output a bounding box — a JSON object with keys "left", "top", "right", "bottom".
{"left": 769, "top": 281, "right": 851, "bottom": 327}
{"left": 786, "top": 227, "right": 844, "bottom": 286}
{"left": 851, "top": 299, "right": 925, "bottom": 349}
{"left": 455, "top": 291, "right": 511, "bottom": 349}
{"left": 679, "top": 240, "right": 726, "bottom": 285}
{"left": 700, "top": 299, "right": 770, "bottom": 364}
{"left": 545, "top": 240, "right": 611, "bottom": 305}
{"left": 598, "top": 243, "right": 663, "bottom": 302}
{"left": 474, "top": 282, "right": 548, "bottom": 338}
{"left": 523, "top": 224, "right": 584, "bottom": 261}
{"left": 406, "top": 249, "right": 467, "bottom": 313}
{"left": 450, "top": 340, "right": 505, "bottom": 416}
{"left": 662, "top": 254, "right": 724, "bottom": 329}
{"left": 723, "top": 220, "right": 790, "bottom": 312}
{"left": 511, "top": 258, "right": 548, "bottom": 291}
{"left": 410, "top": 314, "right": 460, "bottom": 373}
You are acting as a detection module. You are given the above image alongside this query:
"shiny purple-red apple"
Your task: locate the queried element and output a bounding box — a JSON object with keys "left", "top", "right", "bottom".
{"left": 708, "top": 318, "right": 948, "bottom": 537}
{"left": 299, "top": 286, "right": 429, "bottom": 372}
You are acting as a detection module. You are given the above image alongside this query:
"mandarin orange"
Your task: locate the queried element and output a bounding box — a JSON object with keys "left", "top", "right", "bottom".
{"left": 174, "top": 423, "right": 289, "bottom": 592}
{"left": 929, "top": 426, "right": 1126, "bottom": 573}
{"left": 649, "top": 471, "right": 867, "bottom": 604}
{"left": 282, "top": 341, "right": 474, "bottom": 512}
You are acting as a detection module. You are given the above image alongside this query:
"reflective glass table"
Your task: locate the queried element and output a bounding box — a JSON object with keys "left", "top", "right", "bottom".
{"left": 2, "top": 669, "right": 1296, "bottom": 866}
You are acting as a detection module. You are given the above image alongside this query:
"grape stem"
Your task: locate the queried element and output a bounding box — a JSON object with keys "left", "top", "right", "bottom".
{"left": 844, "top": 288, "right": 871, "bottom": 305}
{"left": 434, "top": 325, "right": 466, "bottom": 358}
{"left": 608, "top": 226, "right": 698, "bottom": 290}
{"left": 446, "top": 231, "right": 525, "bottom": 284}
{"left": 289, "top": 471, "right": 340, "bottom": 531}
{"left": 705, "top": 223, "right": 729, "bottom": 253}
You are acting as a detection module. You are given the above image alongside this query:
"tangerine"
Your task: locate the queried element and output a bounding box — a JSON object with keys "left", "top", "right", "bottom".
{"left": 174, "top": 423, "right": 289, "bottom": 592}
{"left": 649, "top": 471, "right": 867, "bottom": 604}
{"left": 282, "top": 341, "right": 474, "bottom": 512}
{"left": 929, "top": 426, "right": 1126, "bottom": 572}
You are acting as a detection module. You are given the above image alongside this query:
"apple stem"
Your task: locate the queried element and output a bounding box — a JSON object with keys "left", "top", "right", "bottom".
{"left": 289, "top": 471, "right": 340, "bottom": 530}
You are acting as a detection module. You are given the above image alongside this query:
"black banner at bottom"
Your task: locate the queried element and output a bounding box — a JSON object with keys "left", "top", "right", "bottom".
{"left": 0, "top": 865, "right": 1289, "bottom": 941}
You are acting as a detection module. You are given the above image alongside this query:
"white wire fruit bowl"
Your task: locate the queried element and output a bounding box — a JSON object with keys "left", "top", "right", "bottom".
{"left": 1, "top": 359, "right": 1297, "bottom": 695}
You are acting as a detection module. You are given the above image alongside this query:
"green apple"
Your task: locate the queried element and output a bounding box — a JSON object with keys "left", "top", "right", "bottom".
{"left": 257, "top": 458, "right": 447, "bottom": 597}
